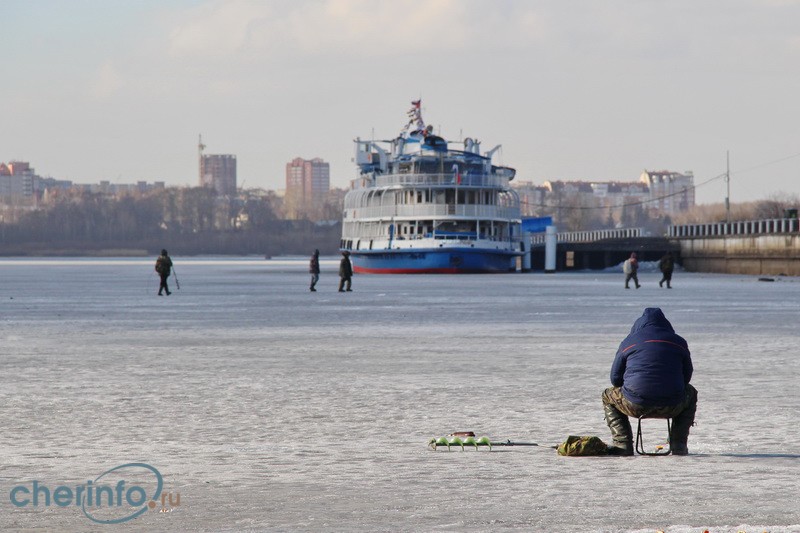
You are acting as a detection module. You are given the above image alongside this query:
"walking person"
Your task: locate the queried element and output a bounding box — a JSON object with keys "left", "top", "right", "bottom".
{"left": 155, "top": 249, "right": 174, "bottom": 296}
{"left": 309, "top": 249, "right": 321, "bottom": 292}
{"left": 659, "top": 251, "right": 675, "bottom": 288}
{"left": 338, "top": 251, "right": 353, "bottom": 292}
{"left": 602, "top": 307, "right": 697, "bottom": 455}
{"left": 623, "top": 252, "right": 640, "bottom": 289}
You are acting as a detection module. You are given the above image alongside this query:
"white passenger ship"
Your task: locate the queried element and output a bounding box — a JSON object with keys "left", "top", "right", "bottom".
{"left": 340, "top": 101, "right": 522, "bottom": 273}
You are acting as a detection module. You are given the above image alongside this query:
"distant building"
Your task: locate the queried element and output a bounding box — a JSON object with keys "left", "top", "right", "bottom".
{"left": 285, "top": 157, "right": 330, "bottom": 219}
{"left": 511, "top": 181, "right": 549, "bottom": 217}
{"left": 0, "top": 161, "right": 42, "bottom": 199}
{"left": 83, "top": 180, "right": 165, "bottom": 195}
{"left": 589, "top": 181, "right": 650, "bottom": 209}
{"left": 639, "top": 170, "right": 695, "bottom": 214}
{"left": 514, "top": 170, "right": 693, "bottom": 223}
{"left": 0, "top": 161, "right": 33, "bottom": 197}
{"left": 1, "top": 161, "right": 31, "bottom": 176}
{"left": 199, "top": 136, "right": 237, "bottom": 196}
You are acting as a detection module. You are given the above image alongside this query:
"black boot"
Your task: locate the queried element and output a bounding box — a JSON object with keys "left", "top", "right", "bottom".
{"left": 670, "top": 402, "right": 696, "bottom": 455}
{"left": 604, "top": 404, "right": 633, "bottom": 456}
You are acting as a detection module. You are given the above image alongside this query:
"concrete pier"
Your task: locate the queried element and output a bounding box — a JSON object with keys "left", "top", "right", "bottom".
{"left": 670, "top": 218, "right": 800, "bottom": 276}
{"left": 677, "top": 234, "right": 800, "bottom": 276}
{"left": 527, "top": 218, "right": 800, "bottom": 275}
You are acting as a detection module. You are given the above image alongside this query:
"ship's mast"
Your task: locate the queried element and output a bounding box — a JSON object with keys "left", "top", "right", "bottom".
{"left": 401, "top": 99, "right": 425, "bottom": 137}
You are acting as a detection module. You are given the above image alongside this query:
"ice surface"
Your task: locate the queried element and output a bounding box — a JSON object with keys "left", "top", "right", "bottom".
{"left": 1, "top": 257, "right": 798, "bottom": 532}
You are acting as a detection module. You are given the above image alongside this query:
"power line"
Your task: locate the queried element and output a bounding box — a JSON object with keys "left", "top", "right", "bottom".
{"left": 730, "top": 151, "right": 800, "bottom": 176}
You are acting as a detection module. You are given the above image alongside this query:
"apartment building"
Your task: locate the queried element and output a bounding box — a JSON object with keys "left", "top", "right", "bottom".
{"left": 284, "top": 157, "right": 330, "bottom": 220}
{"left": 200, "top": 154, "right": 237, "bottom": 196}
{"left": 640, "top": 170, "right": 695, "bottom": 214}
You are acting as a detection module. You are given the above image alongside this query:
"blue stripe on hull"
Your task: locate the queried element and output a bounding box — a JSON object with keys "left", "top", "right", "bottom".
{"left": 350, "top": 248, "right": 519, "bottom": 273}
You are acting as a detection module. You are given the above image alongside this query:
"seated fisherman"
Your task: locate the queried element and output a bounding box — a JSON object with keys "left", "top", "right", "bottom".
{"left": 602, "top": 307, "right": 698, "bottom": 455}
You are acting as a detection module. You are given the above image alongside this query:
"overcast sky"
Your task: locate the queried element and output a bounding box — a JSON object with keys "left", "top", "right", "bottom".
{"left": 1, "top": 0, "right": 799, "bottom": 204}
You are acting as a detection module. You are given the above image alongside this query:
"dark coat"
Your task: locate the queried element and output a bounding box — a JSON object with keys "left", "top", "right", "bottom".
{"left": 309, "top": 254, "right": 320, "bottom": 274}
{"left": 659, "top": 254, "right": 674, "bottom": 273}
{"left": 339, "top": 256, "right": 352, "bottom": 278}
{"left": 155, "top": 255, "right": 173, "bottom": 277}
{"left": 610, "top": 308, "right": 693, "bottom": 407}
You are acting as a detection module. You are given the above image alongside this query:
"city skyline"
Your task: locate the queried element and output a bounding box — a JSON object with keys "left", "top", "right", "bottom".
{"left": 2, "top": 0, "right": 799, "bottom": 205}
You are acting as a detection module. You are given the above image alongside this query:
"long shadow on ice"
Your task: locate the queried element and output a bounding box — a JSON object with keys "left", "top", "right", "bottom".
{"left": 694, "top": 453, "right": 800, "bottom": 459}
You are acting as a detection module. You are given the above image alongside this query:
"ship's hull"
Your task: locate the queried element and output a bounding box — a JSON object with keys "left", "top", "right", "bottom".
{"left": 350, "top": 248, "right": 520, "bottom": 274}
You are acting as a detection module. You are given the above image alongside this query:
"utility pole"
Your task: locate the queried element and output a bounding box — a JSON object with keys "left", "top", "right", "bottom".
{"left": 198, "top": 134, "right": 206, "bottom": 186}
{"left": 725, "top": 150, "right": 731, "bottom": 224}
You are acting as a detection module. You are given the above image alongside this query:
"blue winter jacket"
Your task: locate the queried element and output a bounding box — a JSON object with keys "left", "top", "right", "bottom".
{"left": 610, "top": 308, "right": 693, "bottom": 407}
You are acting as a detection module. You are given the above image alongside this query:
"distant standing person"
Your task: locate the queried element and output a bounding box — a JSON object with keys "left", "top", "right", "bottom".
{"left": 623, "top": 252, "right": 640, "bottom": 289}
{"left": 155, "top": 249, "right": 173, "bottom": 296}
{"left": 309, "top": 249, "right": 321, "bottom": 292}
{"left": 338, "top": 251, "right": 353, "bottom": 292}
{"left": 659, "top": 252, "right": 675, "bottom": 289}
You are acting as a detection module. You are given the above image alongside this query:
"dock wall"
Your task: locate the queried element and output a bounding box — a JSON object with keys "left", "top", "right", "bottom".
{"left": 677, "top": 234, "right": 800, "bottom": 276}
{"left": 670, "top": 218, "right": 799, "bottom": 276}
{"left": 527, "top": 218, "right": 800, "bottom": 275}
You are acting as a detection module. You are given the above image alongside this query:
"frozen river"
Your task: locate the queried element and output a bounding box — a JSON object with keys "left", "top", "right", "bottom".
{"left": 1, "top": 257, "right": 798, "bottom": 532}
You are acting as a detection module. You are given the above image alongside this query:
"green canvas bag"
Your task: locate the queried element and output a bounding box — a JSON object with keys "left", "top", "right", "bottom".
{"left": 557, "top": 435, "right": 609, "bottom": 456}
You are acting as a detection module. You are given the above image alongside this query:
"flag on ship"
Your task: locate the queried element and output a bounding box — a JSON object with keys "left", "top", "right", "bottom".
{"left": 452, "top": 163, "right": 461, "bottom": 185}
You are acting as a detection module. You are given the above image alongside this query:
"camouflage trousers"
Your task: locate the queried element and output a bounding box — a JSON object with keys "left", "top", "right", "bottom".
{"left": 602, "top": 384, "right": 698, "bottom": 419}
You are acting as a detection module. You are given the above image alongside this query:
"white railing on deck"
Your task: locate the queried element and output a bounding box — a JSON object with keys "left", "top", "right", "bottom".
{"left": 346, "top": 204, "right": 520, "bottom": 220}
{"left": 528, "top": 227, "right": 642, "bottom": 246}
{"left": 668, "top": 218, "right": 800, "bottom": 238}
{"left": 355, "top": 173, "right": 510, "bottom": 189}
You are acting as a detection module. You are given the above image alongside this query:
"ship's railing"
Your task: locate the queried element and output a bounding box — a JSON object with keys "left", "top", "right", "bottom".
{"left": 668, "top": 217, "right": 800, "bottom": 237}
{"left": 341, "top": 232, "right": 520, "bottom": 242}
{"left": 528, "top": 227, "right": 642, "bottom": 245}
{"left": 339, "top": 233, "right": 522, "bottom": 246}
{"left": 345, "top": 204, "right": 520, "bottom": 220}
{"left": 354, "top": 173, "right": 510, "bottom": 189}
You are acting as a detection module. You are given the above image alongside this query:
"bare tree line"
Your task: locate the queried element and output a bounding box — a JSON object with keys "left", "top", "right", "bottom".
{"left": 0, "top": 187, "right": 342, "bottom": 256}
